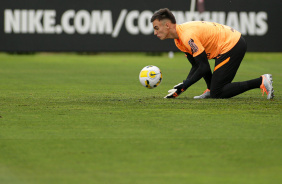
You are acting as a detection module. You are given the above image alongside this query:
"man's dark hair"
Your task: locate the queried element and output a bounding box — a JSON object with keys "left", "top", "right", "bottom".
{"left": 151, "top": 8, "right": 176, "bottom": 24}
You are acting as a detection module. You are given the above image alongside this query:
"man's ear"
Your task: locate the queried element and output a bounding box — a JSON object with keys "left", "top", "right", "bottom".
{"left": 165, "top": 22, "right": 170, "bottom": 29}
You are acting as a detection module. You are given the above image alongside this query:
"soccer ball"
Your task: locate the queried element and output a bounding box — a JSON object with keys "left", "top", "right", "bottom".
{"left": 139, "top": 65, "right": 162, "bottom": 89}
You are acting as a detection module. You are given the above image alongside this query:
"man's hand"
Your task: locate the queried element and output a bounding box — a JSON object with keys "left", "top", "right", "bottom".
{"left": 164, "top": 82, "right": 185, "bottom": 98}
{"left": 173, "top": 82, "right": 184, "bottom": 90}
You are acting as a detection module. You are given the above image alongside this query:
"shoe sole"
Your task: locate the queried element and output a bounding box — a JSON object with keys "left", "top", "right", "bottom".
{"left": 265, "top": 74, "right": 274, "bottom": 99}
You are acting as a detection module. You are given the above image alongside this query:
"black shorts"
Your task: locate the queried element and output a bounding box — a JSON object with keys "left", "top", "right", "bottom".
{"left": 210, "top": 35, "right": 247, "bottom": 97}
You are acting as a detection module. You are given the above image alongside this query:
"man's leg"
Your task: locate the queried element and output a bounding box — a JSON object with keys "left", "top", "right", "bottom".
{"left": 210, "top": 36, "right": 263, "bottom": 98}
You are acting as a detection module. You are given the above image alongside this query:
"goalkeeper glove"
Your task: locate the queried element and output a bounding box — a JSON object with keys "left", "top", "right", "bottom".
{"left": 164, "top": 82, "right": 185, "bottom": 98}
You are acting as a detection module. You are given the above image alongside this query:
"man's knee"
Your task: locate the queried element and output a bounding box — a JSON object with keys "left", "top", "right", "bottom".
{"left": 210, "top": 90, "right": 219, "bottom": 98}
{"left": 210, "top": 89, "right": 223, "bottom": 98}
{"left": 211, "top": 89, "right": 233, "bottom": 99}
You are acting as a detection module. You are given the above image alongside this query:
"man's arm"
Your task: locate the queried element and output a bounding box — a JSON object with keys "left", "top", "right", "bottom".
{"left": 184, "top": 51, "right": 212, "bottom": 90}
{"left": 185, "top": 52, "right": 199, "bottom": 79}
{"left": 164, "top": 51, "right": 212, "bottom": 98}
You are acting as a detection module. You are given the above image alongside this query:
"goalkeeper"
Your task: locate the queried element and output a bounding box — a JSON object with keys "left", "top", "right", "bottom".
{"left": 151, "top": 8, "right": 274, "bottom": 99}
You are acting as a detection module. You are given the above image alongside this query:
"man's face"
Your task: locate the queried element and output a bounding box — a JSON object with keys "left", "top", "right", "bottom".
{"left": 152, "top": 19, "right": 169, "bottom": 40}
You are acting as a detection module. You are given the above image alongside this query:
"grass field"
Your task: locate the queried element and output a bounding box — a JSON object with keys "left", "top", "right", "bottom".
{"left": 0, "top": 52, "right": 281, "bottom": 184}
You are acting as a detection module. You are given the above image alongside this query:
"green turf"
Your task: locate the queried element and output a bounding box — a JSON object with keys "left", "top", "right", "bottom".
{"left": 0, "top": 52, "right": 281, "bottom": 184}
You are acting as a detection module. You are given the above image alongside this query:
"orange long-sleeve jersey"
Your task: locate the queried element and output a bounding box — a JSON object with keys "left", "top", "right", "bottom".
{"left": 174, "top": 21, "right": 241, "bottom": 59}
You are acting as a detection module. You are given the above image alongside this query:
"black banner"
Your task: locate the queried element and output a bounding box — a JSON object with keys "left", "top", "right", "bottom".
{"left": 0, "top": 0, "right": 281, "bottom": 52}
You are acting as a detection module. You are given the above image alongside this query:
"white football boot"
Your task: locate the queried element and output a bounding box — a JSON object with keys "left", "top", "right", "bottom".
{"left": 194, "top": 89, "right": 211, "bottom": 99}
{"left": 260, "top": 74, "right": 274, "bottom": 99}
